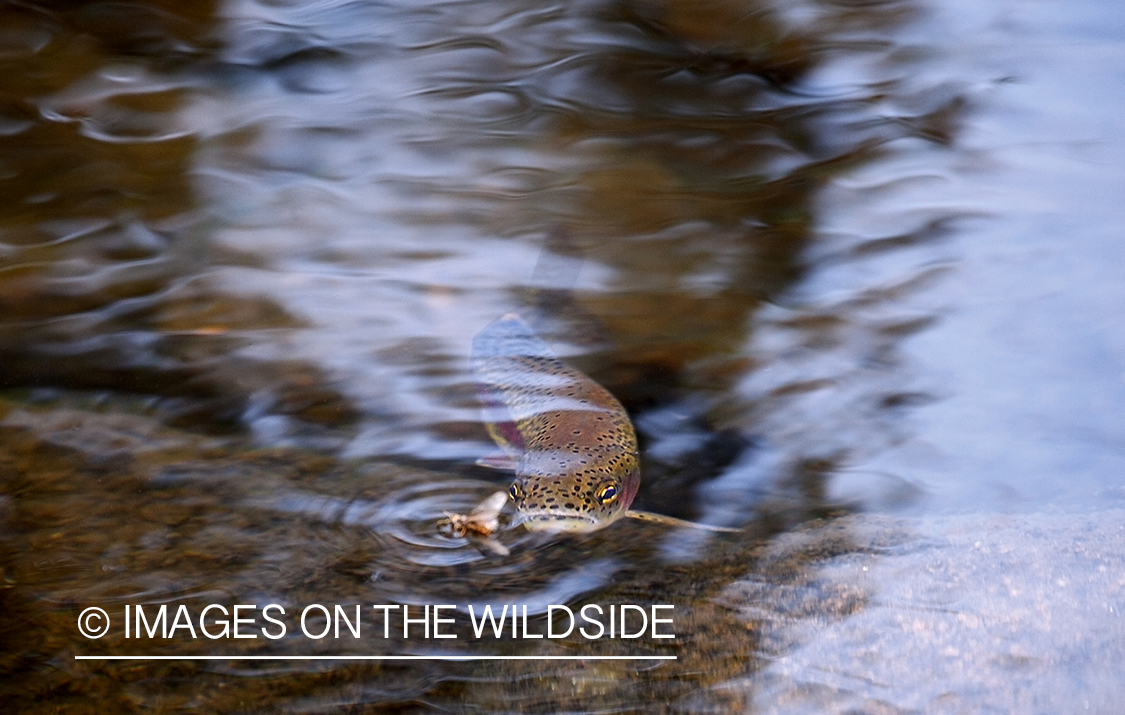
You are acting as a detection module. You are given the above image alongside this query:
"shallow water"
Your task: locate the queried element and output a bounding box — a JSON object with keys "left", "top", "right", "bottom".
{"left": 1, "top": 0, "right": 1123, "bottom": 712}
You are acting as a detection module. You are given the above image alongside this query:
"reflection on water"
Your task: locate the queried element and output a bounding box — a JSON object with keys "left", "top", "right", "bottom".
{"left": 2, "top": 0, "right": 1123, "bottom": 711}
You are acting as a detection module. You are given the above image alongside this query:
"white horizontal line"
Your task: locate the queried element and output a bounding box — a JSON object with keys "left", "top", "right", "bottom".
{"left": 74, "top": 655, "right": 676, "bottom": 661}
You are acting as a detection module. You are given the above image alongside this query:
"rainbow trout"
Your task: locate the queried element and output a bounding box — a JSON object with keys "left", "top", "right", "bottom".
{"left": 470, "top": 312, "right": 739, "bottom": 539}
{"left": 472, "top": 313, "right": 639, "bottom": 532}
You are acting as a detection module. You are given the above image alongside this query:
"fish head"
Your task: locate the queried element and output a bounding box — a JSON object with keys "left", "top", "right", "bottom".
{"left": 507, "top": 448, "right": 640, "bottom": 533}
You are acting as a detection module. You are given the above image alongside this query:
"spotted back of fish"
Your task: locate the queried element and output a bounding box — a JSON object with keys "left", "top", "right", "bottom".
{"left": 471, "top": 313, "right": 640, "bottom": 532}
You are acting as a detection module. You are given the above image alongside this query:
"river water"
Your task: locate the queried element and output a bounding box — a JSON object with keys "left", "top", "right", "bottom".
{"left": 1, "top": 0, "right": 1122, "bottom": 712}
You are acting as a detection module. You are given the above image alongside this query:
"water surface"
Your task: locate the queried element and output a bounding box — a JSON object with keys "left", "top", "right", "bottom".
{"left": 1, "top": 0, "right": 1123, "bottom": 712}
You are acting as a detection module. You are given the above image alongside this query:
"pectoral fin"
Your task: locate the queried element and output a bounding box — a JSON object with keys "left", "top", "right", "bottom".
{"left": 476, "top": 454, "right": 518, "bottom": 471}
{"left": 625, "top": 510, "right": 741, "bottom": 533}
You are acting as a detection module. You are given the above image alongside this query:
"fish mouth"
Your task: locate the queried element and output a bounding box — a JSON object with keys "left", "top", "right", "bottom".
{"left": 515, "top": 510, "right": 605, "bottom": 533}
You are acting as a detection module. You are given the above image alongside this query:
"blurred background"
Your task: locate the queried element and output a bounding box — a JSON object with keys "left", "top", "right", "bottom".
{"left": 1, "top": 0, "right": 1123, "bottom": 712}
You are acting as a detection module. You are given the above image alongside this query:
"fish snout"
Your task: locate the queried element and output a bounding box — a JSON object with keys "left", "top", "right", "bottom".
{"left": 514, "top": 509, "right": 607, "bottom": 533}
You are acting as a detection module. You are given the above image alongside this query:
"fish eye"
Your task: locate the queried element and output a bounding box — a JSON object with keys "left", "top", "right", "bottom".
{"left": 595, "top": 483, "right": 618, "bottom": 505}
{"left": 508, "top": 484, "right": 520, "bottom": 500}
